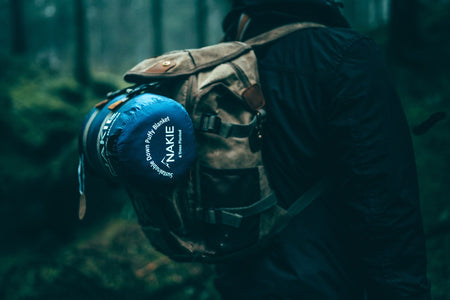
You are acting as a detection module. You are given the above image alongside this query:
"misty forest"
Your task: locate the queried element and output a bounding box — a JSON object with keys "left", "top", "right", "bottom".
{"left": 0, "top": 0, "right": 449, "bottom": 299}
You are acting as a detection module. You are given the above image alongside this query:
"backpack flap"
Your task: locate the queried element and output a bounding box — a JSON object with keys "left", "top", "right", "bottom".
{"left": 124, "top": 41, "right": 265, "bottom": 112}
{"left": 124, "top": 42, "right": 251, "bottom": 80}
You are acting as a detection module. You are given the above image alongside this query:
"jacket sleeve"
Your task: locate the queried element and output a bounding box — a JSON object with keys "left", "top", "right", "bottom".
{"left": 326, "top": 37, "right": 431, "bottom": 299}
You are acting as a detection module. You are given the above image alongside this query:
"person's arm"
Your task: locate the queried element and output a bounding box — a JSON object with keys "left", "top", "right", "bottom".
{"left": 326, "top": 37, "right": 430, "bottom": 299}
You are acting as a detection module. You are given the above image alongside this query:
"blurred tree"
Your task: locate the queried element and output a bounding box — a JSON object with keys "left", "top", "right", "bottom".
{"left": 343, "top": 0, "right": 356, "bottom": 26}
{"left": 74, "top": 0, "right": 90, "bottom": 85}
{"left": 373, "top": 0, "right": 388, "bottom": 25}
{"left": 151, "top": 0, "right": 163, "bottom": 56}
{"left": 196, "top": 0, "right": 207, "bottom": 47}
{"left": 389, "top": 0, "right": 419, "bottom": 59}
{"left": 10, "top": 0, "right": 26, "bottom": 55}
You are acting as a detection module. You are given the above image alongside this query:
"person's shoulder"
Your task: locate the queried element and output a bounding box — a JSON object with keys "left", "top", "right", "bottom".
{"left": 262, "top": 25, "right": 379, "bottom": 72}
{"left": 288, "top": 26, "right": 371, "bottom": 55}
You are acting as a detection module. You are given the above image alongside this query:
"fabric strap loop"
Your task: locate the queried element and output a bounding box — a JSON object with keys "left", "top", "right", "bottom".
{"left": 200, "top": 192, "right": 278, "bottom": 228}
{"left": 195, "top": 109, "right": 266, "bottom": 138}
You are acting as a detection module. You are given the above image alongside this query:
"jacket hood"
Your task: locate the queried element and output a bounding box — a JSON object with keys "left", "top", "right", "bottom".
{"left": 232, "top": 0, "right": 342, "bottom": 9}
{"left": 223, "top": 0, "right": 349, "bottom": 41}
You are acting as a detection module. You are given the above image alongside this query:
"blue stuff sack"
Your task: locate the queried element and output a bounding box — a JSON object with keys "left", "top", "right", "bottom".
{"left": 79, "top": 86, "right": 196, "bottom": 193}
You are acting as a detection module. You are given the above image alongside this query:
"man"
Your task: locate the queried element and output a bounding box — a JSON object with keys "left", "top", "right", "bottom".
{"left": 214, "top": 0, "right": 431, "bottom": 299}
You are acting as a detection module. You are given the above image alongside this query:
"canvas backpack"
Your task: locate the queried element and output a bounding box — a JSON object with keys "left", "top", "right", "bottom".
{"left": 78, "top": 22, "right": 328, "bottom": 263}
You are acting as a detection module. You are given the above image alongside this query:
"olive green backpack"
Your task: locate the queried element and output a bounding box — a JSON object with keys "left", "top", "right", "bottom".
{"left": 120, "top": 22, "right": 328, "bottom": 262}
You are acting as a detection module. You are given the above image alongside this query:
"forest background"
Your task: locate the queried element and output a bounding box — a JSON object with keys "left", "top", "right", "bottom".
{"left": 0, "top": 0, "right": 449, "bottom": 299}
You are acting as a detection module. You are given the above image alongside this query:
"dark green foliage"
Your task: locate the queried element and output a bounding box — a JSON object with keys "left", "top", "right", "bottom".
{"left": 0, "top": 221, "right": 218, "bottom": 300}
{"left": 384, "top": 8, "right": 450, "bottom": 295}
{"left": 0, "top": 55, "right": 125, "bottom": 250}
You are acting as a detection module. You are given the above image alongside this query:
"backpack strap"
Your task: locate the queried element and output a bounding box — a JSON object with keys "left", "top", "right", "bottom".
{"left": 195, "top": 109, "right": 266, "bottom": 138}
{"left": 198, "top": 177, "right": 331, "bottom": 229}
{"left": 198, "top": 192, "right": 278, "bottom": 228}
{"left": 286, "top": 177, "right": 331, "bottom": 218}
{"left": 245, "top": 22, "right": 326, "bottom": 47}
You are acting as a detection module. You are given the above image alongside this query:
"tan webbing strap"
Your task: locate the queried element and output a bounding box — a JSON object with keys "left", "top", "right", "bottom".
{"left": 245, "top": 22, "right": 326, "bottom": 47}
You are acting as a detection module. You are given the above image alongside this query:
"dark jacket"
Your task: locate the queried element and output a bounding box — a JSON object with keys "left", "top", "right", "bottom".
{"left": 215, "top": 3, "right": 430, "bottom": 300}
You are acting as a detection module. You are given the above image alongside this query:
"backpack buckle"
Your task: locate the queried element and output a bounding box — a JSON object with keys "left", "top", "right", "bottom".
{"left": 199, "top": 114, "right": 222, "bottom": 134}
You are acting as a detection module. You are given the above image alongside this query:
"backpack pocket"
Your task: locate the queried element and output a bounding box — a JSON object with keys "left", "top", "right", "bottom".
{"left": 200, "top": 166, "right": 260, "bottom": 208}
{"left": 196, "top": 165, "right": 262, "bottom": 255}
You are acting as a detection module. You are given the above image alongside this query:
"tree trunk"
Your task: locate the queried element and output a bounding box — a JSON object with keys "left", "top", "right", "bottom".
{"left": 389, "top": 0, "right": 419, "bottom": 59}
{"left": 151, "top": 0, "right": 163, "bottom": 56}
{"left": 196, "top": 0, "right": 207, "bottom": 47}
{"left": 74, "top": 0, "right": 90, "bottom": 85}
{"left": 10, "top": 0, "right": 27, "bottom": 55}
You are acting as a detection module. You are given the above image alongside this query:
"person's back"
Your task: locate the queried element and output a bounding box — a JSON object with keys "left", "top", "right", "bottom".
{"left": 215, "top": 1, "right": 430, "bottom": 299}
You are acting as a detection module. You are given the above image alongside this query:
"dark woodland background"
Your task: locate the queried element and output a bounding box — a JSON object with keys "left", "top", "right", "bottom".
{"left": 0, "top": 0, "right": 449, "bottom": 299}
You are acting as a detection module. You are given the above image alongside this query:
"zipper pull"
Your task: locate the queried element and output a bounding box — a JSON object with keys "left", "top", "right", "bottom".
{"left": 78, "top": 154, "right": 87, "bottom": 220}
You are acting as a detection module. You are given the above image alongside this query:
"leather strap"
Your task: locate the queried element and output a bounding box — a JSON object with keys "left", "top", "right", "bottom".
{"left": 236, "top": 13, "right": 252, "bottom": 41}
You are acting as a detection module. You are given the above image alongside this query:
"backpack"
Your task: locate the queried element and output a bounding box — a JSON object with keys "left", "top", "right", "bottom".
{"left": 78, "top": 22, "right": 328, "bottom": 263}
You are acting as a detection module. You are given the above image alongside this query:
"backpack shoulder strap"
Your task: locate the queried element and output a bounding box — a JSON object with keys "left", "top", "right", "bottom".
{"left": 245, "top": 22, "right": 326, "bottom": 47}
{"left": 286, "top": 177, "right": 331, "bottom": 218}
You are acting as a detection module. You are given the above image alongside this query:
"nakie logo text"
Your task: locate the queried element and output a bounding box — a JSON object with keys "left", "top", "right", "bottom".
{"left": 161, "top": 126, "right": 175, "bottom": 169}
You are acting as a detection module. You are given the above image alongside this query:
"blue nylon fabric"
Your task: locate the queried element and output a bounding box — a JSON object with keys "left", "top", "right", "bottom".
{"left": 81, "top": 92, "right": 196, "bottom": 187}
{"left": 82, "top": 94, "right": 127, "bottom": 178}
{"left": 109, "top": 93, "right": 196, "bottom": 186}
